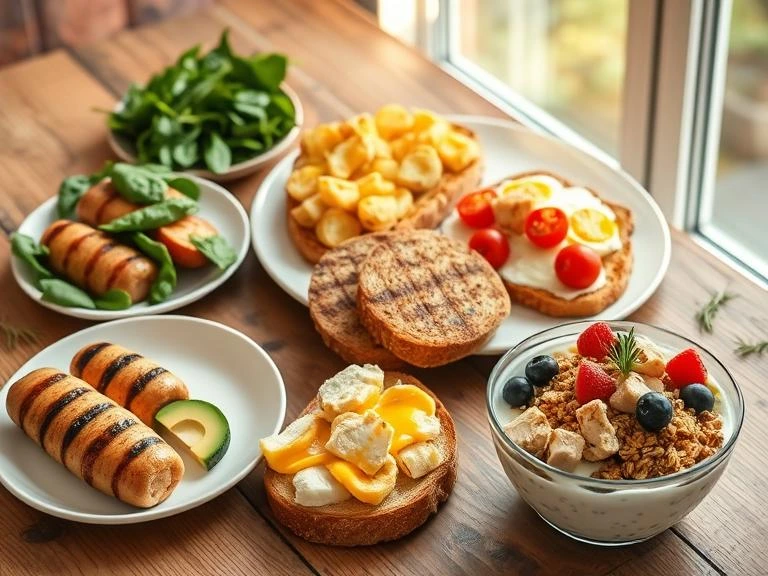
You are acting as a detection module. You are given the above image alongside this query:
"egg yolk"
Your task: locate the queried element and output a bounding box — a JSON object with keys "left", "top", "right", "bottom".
{"left": 501, "top": 179, "right": 552, "bottom": 201}
{"left": 570, "top": 208, "right": 616, "bottom": 242}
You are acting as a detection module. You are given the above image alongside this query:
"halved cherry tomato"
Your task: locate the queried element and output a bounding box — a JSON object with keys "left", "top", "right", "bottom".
{"left": 457, "top": 188, "right": 497, "bottom": 228}
{"left": 156, "top": 215, "right": 219, "bottom": 268}
{"left": 525, "top": 207, "right": 568, "bottom": 248}
{"left": 469, "top": 228, "right": 510, "bottom": 269}
{"left": 555, "top": 244, "right": 601, "bottom": 289}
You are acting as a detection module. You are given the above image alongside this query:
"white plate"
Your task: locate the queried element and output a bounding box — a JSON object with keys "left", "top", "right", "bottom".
{"left": 12, "top": 175, "right": 250, "bottom": 321}
{"left": 0, "top": 315, "right": 286, "bottom": 524}
{"left": 250, "top": 116, "right": 671, "bottom": 355}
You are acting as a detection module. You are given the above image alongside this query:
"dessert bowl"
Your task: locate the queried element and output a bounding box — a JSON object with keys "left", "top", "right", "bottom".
{"left": 487, "top": 320, "right": 744, "bottom": 546}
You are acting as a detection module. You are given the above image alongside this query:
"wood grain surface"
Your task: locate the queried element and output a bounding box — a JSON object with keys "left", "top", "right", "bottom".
{"left": 0, "top": 1, "right": 765, "bottom": 574}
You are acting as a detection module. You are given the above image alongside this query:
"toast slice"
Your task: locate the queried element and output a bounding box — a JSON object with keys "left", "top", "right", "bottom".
{"left": 264, "top": 372, "right": 458, "bottom": 546}
{"left": 308, "top": 232, "right": 405, "bottom": 369}
{"left": 287, "top": 124, "right": 484, "bottom": 264}
{"left": 496, "top": 170, "right": 634, "bottom": 317}
{"left": 357, "top": 230, "right": 511, "bottom": 367}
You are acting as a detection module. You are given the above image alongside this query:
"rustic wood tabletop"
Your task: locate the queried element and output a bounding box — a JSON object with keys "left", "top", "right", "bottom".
{"left": 0, "top": 1, "right": 765, "bottom": 574}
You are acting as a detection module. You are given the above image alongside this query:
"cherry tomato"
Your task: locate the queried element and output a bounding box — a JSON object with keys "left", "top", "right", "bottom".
{"left": 457, "top": 188, "right": 497, "bottom": 228}
{"left": 525, "top": 207, "right": 569, "bottom": 248}
{"left": 555, "top": 244, "right": 602, "bottom": 289}
{"left": 469, "top": 229, "right": 510, "bottom": 269}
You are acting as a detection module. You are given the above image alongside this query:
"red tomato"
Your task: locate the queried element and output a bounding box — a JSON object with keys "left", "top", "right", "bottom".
{"left": 555, "top": 244, "right": 602, "bottom": 289}
{"left": 157, "top": 216, "right": 219, "bottom": 268}
{"left": 457, "top": 188, "right": 497, "bottom": 228}
{"left": 525, "top": 207, "right": 569, "bottom": 248}
{"left": 469, "top": 229, "right": 510, "bottom": 269}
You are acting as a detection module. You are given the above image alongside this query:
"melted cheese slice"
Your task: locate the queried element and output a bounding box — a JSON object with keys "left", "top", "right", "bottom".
{"left": 374, "top": 384, "right": 439, "bottom": 453}
{"left": 261, "top": 415, "right": 337, "bottom": 474}
{"left": 326, "top": 455, "right": 398, "bottom": 505}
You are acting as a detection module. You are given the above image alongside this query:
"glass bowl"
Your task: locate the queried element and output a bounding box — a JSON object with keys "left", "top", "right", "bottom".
{"left": 487, "top": 320, "right": 744, "bottom": 546}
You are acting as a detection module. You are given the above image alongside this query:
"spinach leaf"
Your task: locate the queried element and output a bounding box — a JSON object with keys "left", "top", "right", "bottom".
{"left": 39, "top": 279, "right": 96, "bottom": 309}
{"left": 190, "top": 234, "right": 237, "bottom": 269}
{"left": 131, "top": 233, "right": 177, "bottom": 304}
{"left": 57, "top": 175, "right": 92, "bottom": 219}
{"left": 249, "top": 54, "right": 288, "bottom": 91}
{"left": 100, "top": 197, "right": 198, "bottom": 233}
{"left": 110, "top": 163, "right": 168, "bottom": 204}
{"left": 10, "top": 233, "right": 53, "bottom": 281}
{"left": 164, "top": 176, "right": 200, "bottom": 200}
{"left": 94, "top": 289, "right": 132, "bottom": 310}
{"left": 204, "top": 133, "right": 232, "bottom": 174}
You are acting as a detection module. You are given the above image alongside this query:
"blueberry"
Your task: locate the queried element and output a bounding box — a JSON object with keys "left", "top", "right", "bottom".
{"left": 636, "top": 392, "right": 673, "bottom": 432}
{"left": 502, "top": 376, "right": 534, "bottom": 407}
{"left": 524, "top": 355, "right": 559, "bottom": 387}
{"left": 679, "top": 383, "right": 715, "bottom": 414}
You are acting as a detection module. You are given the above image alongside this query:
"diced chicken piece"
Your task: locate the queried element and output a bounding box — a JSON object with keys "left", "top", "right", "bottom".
{"left": 502, "top": 406, "right": 552, "bottom": 457}
{"left": 492, "top": 193, "right": 534, "bottom": 236}
{"left": 576, "top": 400, "right": 619, "bottom": 461}
{"left": 318, "top": 364, "right": 384, "bottom": 421}
{"left": 325, "top": 410, "right": 393, "bottom": 475}
{"left": 396, "top": 441, "right": 442, "bottom": 479}
{"left": 632, "top": 335, "right": 666, "bottom": 378}
{"left": 609, "top": 372, "right": 652, "bottom": 414}
{"left": 642, "top": 375, "right": 665, "bottom": 393}
{"left": 546, "top": 428, "right": 585, "bottom": 472}
{"left": 293, "top": 465, "right": 352, "bottom": 507}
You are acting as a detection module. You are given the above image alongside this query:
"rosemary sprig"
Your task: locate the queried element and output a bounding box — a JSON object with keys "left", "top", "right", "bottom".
{"left": 609, "top": 327, "right": 641, "bottom": 377}
{"left": 735, "top": 339, "right": 768, "bottom": 358}
{"left": 695, "top": 290, "right": 736, "bottom": 333}
{"left": 0, "top": 319, "right": 39, "bottom": 350}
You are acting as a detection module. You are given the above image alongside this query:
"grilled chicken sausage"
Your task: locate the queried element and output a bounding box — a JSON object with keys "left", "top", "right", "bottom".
{"left": 71, "top": 343, "right": 189, "bottom": 427}
{"left": 41, "top": 220, "right": 157, "bottom": 303}
{"left": 6, "top": 368, "right": 184, "bottom": 508}
{"left": 76, "top": 179, "right": 184, "bottom": 227}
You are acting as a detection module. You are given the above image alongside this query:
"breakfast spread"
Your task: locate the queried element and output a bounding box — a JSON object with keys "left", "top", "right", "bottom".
{"left": 308, "top": 229, "right": 510, "bottom": 368}
{"left": 500, "top": 322, "right": 724, "bottom": 479}
{"left": 442, "top": 171, "right": 634, "bottom": 317}
{"left": 259, "top": 364, "right": 457, "bottom": 546}
{"left": 287, "top": 105, "right": 483, "bottom": 263}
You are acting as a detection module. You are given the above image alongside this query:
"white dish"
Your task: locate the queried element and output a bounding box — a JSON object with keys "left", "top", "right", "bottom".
{"left": 108, "top": 84, "right": 303, "bottom": 183}
{"left": 0, "top": 315, "right": 286, "bottom": 524}
{"left": 250, "top": 116, "right": 671, "bottom": 355}
{"left": 11, "top": 175, "right": 250, "bottom": 321}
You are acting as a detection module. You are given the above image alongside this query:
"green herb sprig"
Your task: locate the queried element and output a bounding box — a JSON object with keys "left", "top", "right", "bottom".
{"left": 735, "top": 339, "right": 768, "bottom": 358}
{"left": 608, "top": 327, "right": 641, "bottom": 377}
{"left": 695, "top": 290, "right": 736, "bottom": 334}
{"left": 0, "top": 319, "right": 38, "bottom": 350}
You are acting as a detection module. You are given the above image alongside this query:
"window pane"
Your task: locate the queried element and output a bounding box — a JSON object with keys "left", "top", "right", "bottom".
{"left": 453, "top": 0, "right": 628, "bottom": 155}
{"left": 707, "top": 0, "right": 768, "bottom": 278}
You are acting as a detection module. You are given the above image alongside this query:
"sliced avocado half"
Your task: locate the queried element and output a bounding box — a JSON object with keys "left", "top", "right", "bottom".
{"left": 155, "top": 400, "right": 230, "bottom": 471}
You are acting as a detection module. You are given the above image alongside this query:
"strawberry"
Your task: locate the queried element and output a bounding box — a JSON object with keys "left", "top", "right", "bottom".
{"left": 577, "top": 322, "right": 617, "bottom": 360}
{"left": 575, "top": 360, "right": 617, "bottom": 404}
{"left": 666, "top": 348, "right": 707, "bottom": 389}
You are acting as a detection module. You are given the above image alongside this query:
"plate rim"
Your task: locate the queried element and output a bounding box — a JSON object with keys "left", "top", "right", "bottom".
{"left": 0, "top": 314, "right": 287, "bottom": 524}
{"left": 249, "top": 114, "right": 672, "bottom": 354}
{"left": 11, "top": 175, "right": 252, "bottom": 321}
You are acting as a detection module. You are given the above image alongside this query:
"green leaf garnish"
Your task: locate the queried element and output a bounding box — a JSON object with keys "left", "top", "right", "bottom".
{"left": 695, "top": 290, "right": 736, "bottom": 334}
{"left": 735, "top": 338, "right": 768, "bottom": 358}
{"left": 608, "top": 327, "right": 641, "bottom": 377}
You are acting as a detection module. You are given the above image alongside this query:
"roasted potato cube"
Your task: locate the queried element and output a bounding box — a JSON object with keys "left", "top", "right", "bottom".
{"left": 286, "top": 165, "right": 325, "bottom": 202}
{"left": 315, "top": 208, "right": 362, "bottom": 247}
{"left": 301, "top": 123, "right": 345, "bottom": 161}
{"left": 397, "top": 145, "right": 443, "bottom": 192}
{"left": 358, "top": 195, "right": 399, "bottom": 231}
{"left": 417, "top": 121, "right": 450, "bottom": 147}
{"left": 357, "top": 172, "right": 396, "bottom": 197}
{"left": 437, "top": 130, "right": 480, "bottom": 172}
{"left": 390, "top": 133, "right": 417, "bottom": 162}
{"left": 394, "top": 187, "right": 414, "bottom": 218}
{"left": 317, "top": 176, "right": 360, "bottom": 211}
{"left": 372, "top": 136, "right": 392, "bottom": 159}
{"left": 326, "top": 136, "right": 374, "bottom": 179}
{"left": 411, "top": 109, "right": 442, "bottom": 133}
{"left": 291, "top": 193, "right": 327, "bottom": 228}
{"left": 347, "top": 113, "right": 379, "bottom": 138}
{"left": 370, "top": 158, "right": 399, "bottom": 181}
{"left": 375, "top": 104, "right": 414, "bottom": 140}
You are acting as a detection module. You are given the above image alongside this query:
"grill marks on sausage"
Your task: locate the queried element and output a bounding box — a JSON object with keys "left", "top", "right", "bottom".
{"left": 83, "top": 242, "right": 116, "bottom": 289}
{"left": 124, "top": 367, "right": 166, "bottom": 411}
{"left": 111, "top": 437, "right": 162, "bottom": 498}
{"left": 18, "top": 372, "right": 68, "bottom": 430}
{"left": 99, "top": 353, "right": 142, "bottom": 392}
{"left": 81, "top": 418, "right": 137, "bottom": 486}
{"left": 94, "top": 188, "right": 118, "bottom": 225}
{"left": 106, "top": 256, "right": 141, "bottom": 290}
{"left": 38, "top": 387, "right": 92, "bottom": 446}
{"left": 60, "top": 403, "right": 114, "bottom": 461}
{"left": 62, "top": 231, "right": 100, "bottom": 273}
{"left": 42, "top": 221, "right": 74, "bottom": 246}
{"left": 73, "top": 342, "right": 110, "bottom": 377}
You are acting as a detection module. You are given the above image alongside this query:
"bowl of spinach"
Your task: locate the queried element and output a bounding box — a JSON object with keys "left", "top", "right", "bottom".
{"left": 107, "top": 30, "right": 302, "bottom": 182}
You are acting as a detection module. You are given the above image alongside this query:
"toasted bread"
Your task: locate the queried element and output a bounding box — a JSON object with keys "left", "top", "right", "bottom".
{"left": 357, "top": 230, "right": 511, "bottom": 367}
{"left": 309, "top": 233, "right": 405, "bottom": 369}
{"left": 496, "top": 170, "right": 634, "bottom": 317}
{"left": 287, "top": 124, "right": 484, "bottom": 264}
{"left": 264, "top": 372, "right": 458, "bottom": 546}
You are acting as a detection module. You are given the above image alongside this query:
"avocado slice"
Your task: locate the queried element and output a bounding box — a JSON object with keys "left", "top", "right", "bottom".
{"left": 155, "top": 400, "right": 230, "bottom": 471}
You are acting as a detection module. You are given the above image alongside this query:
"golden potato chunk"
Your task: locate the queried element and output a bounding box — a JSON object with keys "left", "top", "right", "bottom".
{"left": 437, "top": 130, "right": 480, "bottom": 172}
{"left": 317, "top": 176, "right": 360, "bottom": 212}
{"left": 326, "top": 136, "right": 374, "bottom": 179}
{"left": 357, "top": 172, "right": 396, "bottom": 198}
{"left": 397, "top": 145, "right": 443, "bottom": 192}
{"left": 358, "top": 195, "right": 399, "bottom": 231}
{"left": 291, "top": 193, "right": 327, "bottom": 228}
{"left": 286, "top": 165, "right": 325, "bottom": 202}
{"left": 394, "top": 187, "right": 414, "bottom": 218}
{"left": 315, "top": 208, "right": 362, "bottom": 247}
{"left": 375, "top": 104, "right": 414, "bottom": 140}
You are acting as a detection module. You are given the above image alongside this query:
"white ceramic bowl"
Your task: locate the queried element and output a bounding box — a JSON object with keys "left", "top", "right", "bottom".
{"left": 487, "top": 321, "right": 744, "bottom": 546}
{"left": 107, "top": 84, "right": 303, "bottom": 182}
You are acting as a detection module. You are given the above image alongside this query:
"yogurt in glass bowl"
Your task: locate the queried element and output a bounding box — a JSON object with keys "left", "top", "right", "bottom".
{"left": 487, "top": 320, "right": 744, "bottom": 546}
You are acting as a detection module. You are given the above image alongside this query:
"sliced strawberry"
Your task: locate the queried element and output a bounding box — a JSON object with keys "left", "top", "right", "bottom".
{"left": 666, "top": 348, "right": 707, "bottom": 389}
{"left": 575, "top": 360, "right": 617, "bottom": 404}
{"left": 577, "top": 322, "right": 617, "bottom": 360}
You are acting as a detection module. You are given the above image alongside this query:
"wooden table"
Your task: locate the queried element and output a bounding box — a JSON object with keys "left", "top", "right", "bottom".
{"left": 0, "top": 1, "right": 765, "bottom": 574}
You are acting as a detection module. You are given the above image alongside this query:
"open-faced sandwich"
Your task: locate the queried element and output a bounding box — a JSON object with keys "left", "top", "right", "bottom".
{"left": 260, "top": 364, "right": 457, "bottom": 546}
{"left": 443, "top": 171, "right": 634, "bottom": 317}
{"left": 287, "top": 105, "right": 483, "bottom": 263}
